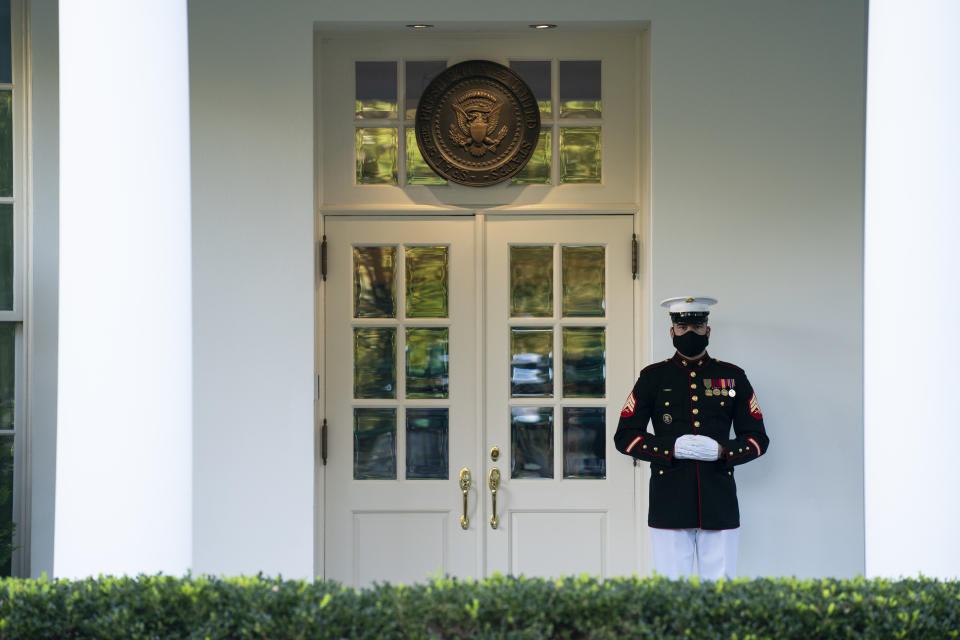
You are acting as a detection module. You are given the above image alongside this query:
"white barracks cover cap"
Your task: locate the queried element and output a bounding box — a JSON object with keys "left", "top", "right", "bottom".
{"left": 659, "top": 296, "right": 718, "bottom": 314}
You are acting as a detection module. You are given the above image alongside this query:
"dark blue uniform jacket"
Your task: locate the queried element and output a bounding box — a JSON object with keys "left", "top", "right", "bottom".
{"left": 614, "top": 352, "right": 769, "bottom": 530}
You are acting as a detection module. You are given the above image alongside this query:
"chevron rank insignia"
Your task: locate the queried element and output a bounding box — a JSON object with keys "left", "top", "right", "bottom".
{"left": 620, "top": 391, "right": 637, "bottom": 417}
{"left": 749, "top": 391, "right": 763, "bottom": 419}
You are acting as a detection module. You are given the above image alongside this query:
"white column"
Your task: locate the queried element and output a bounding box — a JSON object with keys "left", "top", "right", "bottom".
{"left": 864, "top": 0, "right": 960, "bottom": 578}
{"left": 55, "top": 1, "right": 192, "bottom": 577}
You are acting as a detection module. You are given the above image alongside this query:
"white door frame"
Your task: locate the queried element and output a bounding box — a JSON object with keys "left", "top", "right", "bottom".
{"left": 313, "top": 26, "right": 652, "bottom": 579}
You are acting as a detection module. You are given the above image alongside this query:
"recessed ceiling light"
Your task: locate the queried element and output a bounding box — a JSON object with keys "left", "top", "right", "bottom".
{"left": 406, "top": 24, "right": 434, "bottom": 29}
{"left": 529, "top": 24, "right": 557, "bottom": 30}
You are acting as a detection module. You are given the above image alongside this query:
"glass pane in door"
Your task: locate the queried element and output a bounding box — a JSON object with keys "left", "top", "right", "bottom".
{"left": 510, "top": 328, "right": 554, "bottom": 397}
{"left": 562, "top": 246, "right": 605, "bottom": 317}
{"left": 405, "top": 328, "right": 449, "bottom": 398}
{"left": 405, "top": 246, "right": 449, "bottom": 317}
{"left": 509, "top": 246, "right": 553, "bottom": 317}
{"left": 562, "top": 407, "right": 605, "bottom": 479}
{"left": 354, "top": 327, "right": 397, "bottom": 398}
{"left": 354, "top": 408, "right": 397, "bottom": 479}
{"left": 406, "top": 408, "right": 449, "bottom": 479}
{"left": 353, "top": 246, "right": 396, "bottom": 318}
{"left": 511, "top": 406, "right": 554, "bottom": 479}
{"left": 562, "top": 327, "right": 605, "bottom": 398}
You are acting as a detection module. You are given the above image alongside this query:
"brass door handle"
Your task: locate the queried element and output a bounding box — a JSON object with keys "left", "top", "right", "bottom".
{"left": 488, "top": 468, "right": 501, "bottom": 529}
{"left": 459, "top": 468, "right": 471, "bottom": 530}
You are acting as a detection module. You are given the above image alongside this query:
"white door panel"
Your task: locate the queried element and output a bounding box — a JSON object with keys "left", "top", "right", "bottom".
{"left": 484, "top": 215, "right": 636, "bottom": 578}
{"left": 324, "top": 216, "right": 480, "bottom": 586}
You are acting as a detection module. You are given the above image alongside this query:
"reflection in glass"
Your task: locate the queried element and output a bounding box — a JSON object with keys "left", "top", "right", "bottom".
{"left": 355, "top": 61, "right": 397, "bottom": 119}
{"left": 354, "top": 408, "right": 397, "bottom": 479}
{"left": 0, "top": 435, "right": 11, "bottom": 576}
{"left": 510, "top": 245, "right": 553, "bottom": 317}
{"left": 0, "top": 205, "right": 11, "bottom": 310}
{"left": 563, "top": 407, "right": 606, "bottom": 479}
{"left": 405, "top": 128, "right": 445, "bottom": 185}
{"left": 511, "top": 406, "right": 554, "bottom": 479}
{"left": 510, "top": 128, "right": 551, "bottom": 185}
{"left": 353, "top": 246, "right": 396, "bottom": 318}
{"left": 562, "top": 327, "right": 605, "bottom": 398}
{"left": 559, "top": 61, "right": 601, "bottom": 118}
{"left": 405, "top": 246, "right": 448, "bottom": 318}
{"left": 354, "top": 328, "right": 396, "bottom": 399}
{"left": 0, "top": 323, "right": 12, "bottom": 429}
{"left": 406, "top": 408, "right": 449, "bottom": 479}
{"left": 405, "top": 60, "right": 447, "bottom": 120}
{"left": 356, "top": 128, "right": 398, "bottom": 185}
{"left": 0, "top": 92, "right": 10, "bottom": 197}
{"left": 0, "top": 1, "right": 10, "bottom": 85}
{"left": 559, "top": 127, "right": 602, "bottom": 184}
{"left": 509, "top": 61, "right": 551, "bottom": 118}
{"left": 405, "top": 328, "right": 449, "bottom": 399}
{"left": 510, "top": 328, "right": 553, "bottom": 397}
{"left": 562, "top": 246, "right": 605, "bottom": 317}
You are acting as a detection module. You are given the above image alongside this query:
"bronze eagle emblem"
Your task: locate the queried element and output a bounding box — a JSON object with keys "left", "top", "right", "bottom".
{"left": 448, "top": 90, "right": 509, "bottom": 157}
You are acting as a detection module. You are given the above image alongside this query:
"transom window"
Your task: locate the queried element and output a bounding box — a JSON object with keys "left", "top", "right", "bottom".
{"left": 318, "top": 33, "right": 641, "bottom": 209}
{"left": 353, "top": 59, "right": 604, "bottom": 187}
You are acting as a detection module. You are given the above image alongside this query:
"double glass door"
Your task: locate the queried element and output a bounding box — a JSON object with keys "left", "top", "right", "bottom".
{"left": 323, "top": 214, "right": 637, "bottom": 586}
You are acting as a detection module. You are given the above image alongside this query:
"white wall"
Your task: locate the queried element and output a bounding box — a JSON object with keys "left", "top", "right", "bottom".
{"left": 864, "top": 0, "right": 960, "bottom": 579}
{"left": 187, "top": 4, "right": 316, "bottom": 577}
{"left": 187, "top": 0, "right": 866, "bottom": 579}
{"left": 647, "top": 1, "right": 866, "bottom": 578}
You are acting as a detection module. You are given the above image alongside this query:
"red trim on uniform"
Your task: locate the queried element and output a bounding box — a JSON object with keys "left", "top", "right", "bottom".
{"left": 644, "top": 360, "right": 671, "bottom": 372}
{"left": 625, "top": 435, "right": 643, "bottom": 453}
{"left": 748, "top": 437, "right": 762, "bottom": 456}
{"left": 648, "top": 450, "right": 672, "bottom": 460}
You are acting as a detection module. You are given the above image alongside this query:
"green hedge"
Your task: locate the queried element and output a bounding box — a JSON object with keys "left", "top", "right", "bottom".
{"left": 1, "top": 574, "right": 958, "bottom": 639}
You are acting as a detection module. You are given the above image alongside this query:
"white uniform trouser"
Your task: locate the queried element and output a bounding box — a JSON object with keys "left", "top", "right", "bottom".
{"left": 649, "top": 527, "right": 739, "bottom": 580}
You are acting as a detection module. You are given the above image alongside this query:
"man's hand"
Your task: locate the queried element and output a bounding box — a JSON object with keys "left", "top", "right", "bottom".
{"left": 673, "top": 434, "right": 722, "bottom": 461}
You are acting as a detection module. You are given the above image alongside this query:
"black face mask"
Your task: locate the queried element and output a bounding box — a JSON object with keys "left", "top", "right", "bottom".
{"left": 673, "top": 331, "right": 709, "bottom": 357}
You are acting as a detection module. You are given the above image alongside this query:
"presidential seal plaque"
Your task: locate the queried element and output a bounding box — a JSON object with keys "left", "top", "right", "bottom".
{"left": 415, "top": 60, "right": 541, "bottom": 187}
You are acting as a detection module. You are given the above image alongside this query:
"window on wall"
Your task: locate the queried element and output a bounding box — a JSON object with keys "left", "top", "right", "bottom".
{"left": 0, "top": 0, "right": 22, "bottom": 578}
{"left": 353, "top": 59, "right": 603, "bottom": 187}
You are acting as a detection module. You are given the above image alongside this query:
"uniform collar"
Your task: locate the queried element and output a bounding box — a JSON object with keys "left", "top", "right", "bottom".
{"left": 672, "top": 350, "right": 712, "bottom": 369}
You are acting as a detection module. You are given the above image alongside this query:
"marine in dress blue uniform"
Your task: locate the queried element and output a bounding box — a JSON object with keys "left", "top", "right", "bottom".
{"left": 614, "top": 297, "right": 769, "bottom": 579}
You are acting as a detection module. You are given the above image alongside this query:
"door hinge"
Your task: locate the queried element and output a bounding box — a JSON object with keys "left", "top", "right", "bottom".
{"left": 321, "top": 418, "right": 328, "bottom": 466}
{"left": 320, "top": 234, "right": 328, "bottom": 281}
{"left": 631, "top": 233, "right": 639, "bottom": 280}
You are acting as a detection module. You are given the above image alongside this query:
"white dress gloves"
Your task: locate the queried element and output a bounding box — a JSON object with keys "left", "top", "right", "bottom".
{"left": 673, "top": 434, "right": 721, "bottom": 461}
